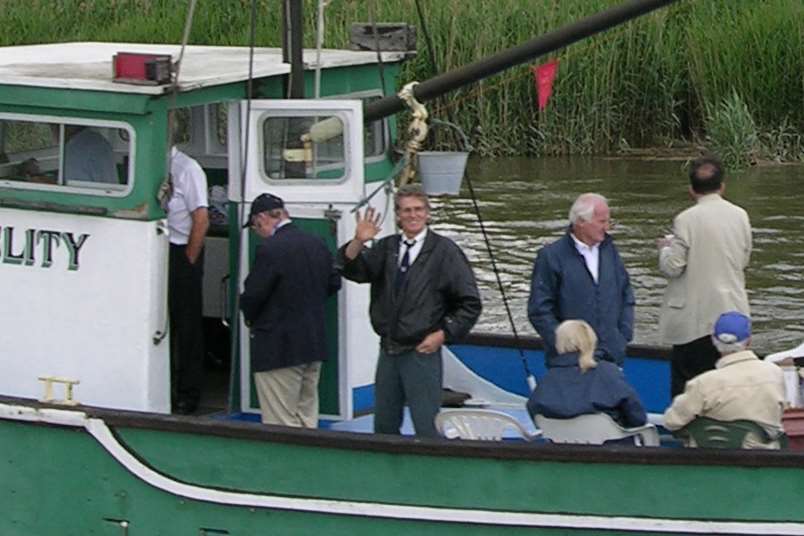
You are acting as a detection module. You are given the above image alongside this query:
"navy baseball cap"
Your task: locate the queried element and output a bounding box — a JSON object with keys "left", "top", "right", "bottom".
{"left": 244, "top": 193, "right": 284, "bottom": 227}
{"left": 713, "top": 311, "right": 751, "bottom": 344}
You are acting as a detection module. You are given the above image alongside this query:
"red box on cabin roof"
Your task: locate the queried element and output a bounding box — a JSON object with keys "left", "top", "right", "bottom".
{"left": 112, "top": 52, "right": 173, "bottom": 85}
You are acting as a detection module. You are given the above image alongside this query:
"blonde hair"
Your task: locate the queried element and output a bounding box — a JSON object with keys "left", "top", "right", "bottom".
{"left": 555, "top": 320, "right": 598, "bottom": 372}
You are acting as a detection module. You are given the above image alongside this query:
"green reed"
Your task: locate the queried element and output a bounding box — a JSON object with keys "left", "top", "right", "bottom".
{"left": 0, "top": 0, "right": 800, "bottom": 161}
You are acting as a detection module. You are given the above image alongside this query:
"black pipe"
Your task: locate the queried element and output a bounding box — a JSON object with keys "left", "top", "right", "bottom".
{"left": 364, "top": 0, "right": 678, "bottom": 122}
{"left": 282, "top": 0, "right": 305, "bottom": 98}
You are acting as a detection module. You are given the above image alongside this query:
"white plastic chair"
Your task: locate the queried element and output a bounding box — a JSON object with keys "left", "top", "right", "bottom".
{"left": 435, "top": 409, "right": 539, "bottom": 441}
{"left": 534, "top": 413, "right": 660, "bottom": 446}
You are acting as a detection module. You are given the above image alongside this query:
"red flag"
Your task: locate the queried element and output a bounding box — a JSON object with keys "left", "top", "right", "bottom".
{"left": 531, "top": 60, "right": 559, "bottom": 111}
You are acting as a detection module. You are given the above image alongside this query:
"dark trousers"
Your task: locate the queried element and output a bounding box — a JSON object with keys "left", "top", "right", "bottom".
{"left": 169, "top": 244, "right": 205, "bottom": 406}
{"left": 374, "top": 347, "right": 443, "bottom": 438}
{"left": 671, "top": 335, "right": 720, "bottom": 397}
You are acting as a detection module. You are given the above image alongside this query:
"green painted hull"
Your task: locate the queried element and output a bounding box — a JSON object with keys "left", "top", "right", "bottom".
{"left": 3, "top": 397, "right": 804, "bottom": 535}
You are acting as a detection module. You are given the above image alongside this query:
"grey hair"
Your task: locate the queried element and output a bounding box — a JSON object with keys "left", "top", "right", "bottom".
{"left": 555, "top": 320, "right": 598, "bottom": 373}
{"left": 712, "top": 337, "right": 749, "bottom": 356}
{"left": 394, "top": 184, "right": 431, "bottom": 211}
{"left": 569, "top": 193, "right": 608, "bottom": 224}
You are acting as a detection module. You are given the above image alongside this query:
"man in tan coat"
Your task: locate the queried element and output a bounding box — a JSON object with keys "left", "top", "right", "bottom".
{"left": 663, "top": 311, "right": 785, "bottom": 449}
{"left": 657, "top": 156, "right": 752, "bottom": 396}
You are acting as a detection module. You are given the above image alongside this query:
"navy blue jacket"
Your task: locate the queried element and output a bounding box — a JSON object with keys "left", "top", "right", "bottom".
{"left": 526, "top": 352, "right": 647, "bottom": 427}
{"left": 527, "top": 231, "right": 635, "bottom": 366}
{"left": 240, "top": 223, "right": 341, "bottom": 373}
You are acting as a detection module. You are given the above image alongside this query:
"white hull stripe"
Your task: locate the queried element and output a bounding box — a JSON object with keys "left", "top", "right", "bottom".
{"left": 3, "top": 402, "right": 804, "bottom": 535}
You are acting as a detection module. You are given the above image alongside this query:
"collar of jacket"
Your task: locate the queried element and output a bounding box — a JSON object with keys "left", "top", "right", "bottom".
{"left": 395, "top": 227, "right": 436, "bottom": 254}
{"left": 550, "top": 351, "right": 583, "bottom": 368}
{"left": 695, "top": 192, "right": 723, "bottom": 205}
{"left": 715, "top": 349, "right": 759, "bottom": 369}
{"left": 561, "top": 227, "right": 612, "bottom": 252}
{"left": 273, "top": 221, "right": 294, "bottom": 235}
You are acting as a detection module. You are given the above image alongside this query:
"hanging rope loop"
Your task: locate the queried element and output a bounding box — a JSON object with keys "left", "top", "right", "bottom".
{"left": 397, "top": 82, "right": 429, "bottom": 186}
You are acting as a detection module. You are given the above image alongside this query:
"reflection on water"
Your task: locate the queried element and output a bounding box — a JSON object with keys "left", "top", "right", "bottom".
{"left": 430, "top": 157, "right": 804, "bottom": 353}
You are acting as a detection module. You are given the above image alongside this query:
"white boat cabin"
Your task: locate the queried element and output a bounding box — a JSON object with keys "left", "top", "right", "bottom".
{"left": 0, "top": 42, "right": 407, "bottom": 421}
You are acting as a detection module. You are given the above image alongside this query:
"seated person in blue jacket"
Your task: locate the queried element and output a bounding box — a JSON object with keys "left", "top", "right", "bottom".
{"left": 527, "top": 319, "right": 647, "bottom": 428}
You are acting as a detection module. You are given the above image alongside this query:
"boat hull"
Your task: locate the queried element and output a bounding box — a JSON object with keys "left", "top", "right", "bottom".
{"left": 4, "top": 397, "right": 804, "bottom": 535}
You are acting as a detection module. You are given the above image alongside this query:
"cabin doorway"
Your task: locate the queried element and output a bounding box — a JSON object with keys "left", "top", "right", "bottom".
{"left": 228, "top": 99, "right": 367, "bottom": 420}
{"left": 175, "top": 99, "right": 373, "bottom": 419}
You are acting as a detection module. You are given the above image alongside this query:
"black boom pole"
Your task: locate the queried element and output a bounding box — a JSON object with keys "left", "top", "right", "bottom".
{"left": 363, "top": 0, "right": 678, "bottom": 123}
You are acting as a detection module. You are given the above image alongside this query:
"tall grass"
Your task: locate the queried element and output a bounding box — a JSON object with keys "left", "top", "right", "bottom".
{"left": 705, "top": 90, "right": 760, "bottom": 169}
{"left": 0, "top": 0, "right": 800, "bottom": 161}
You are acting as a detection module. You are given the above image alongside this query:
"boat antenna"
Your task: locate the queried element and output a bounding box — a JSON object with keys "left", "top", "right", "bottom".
{"left": 367, "top": 0, "right": 387, "bottom": 97}
{"left": 228, "top": 0, "right": 260, "bottom": 413}
{"left": 313, "top": 0, "right": 331, "bottom": 98}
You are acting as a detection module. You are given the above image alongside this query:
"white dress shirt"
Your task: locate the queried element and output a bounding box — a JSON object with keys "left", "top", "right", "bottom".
{"left": 571, "top": 233, "right": 600, "bottom": 283}
{"left": 398, "top": 228, "right": 427, "bottom": 267}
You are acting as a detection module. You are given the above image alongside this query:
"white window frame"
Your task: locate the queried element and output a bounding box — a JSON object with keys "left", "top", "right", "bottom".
{"left": 257, "top": 109, "right": 354, "bottom": 187}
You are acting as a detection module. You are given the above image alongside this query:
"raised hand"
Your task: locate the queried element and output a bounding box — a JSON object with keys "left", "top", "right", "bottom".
{"left": 354, "top": 207, "right": 382, "bottom": 243}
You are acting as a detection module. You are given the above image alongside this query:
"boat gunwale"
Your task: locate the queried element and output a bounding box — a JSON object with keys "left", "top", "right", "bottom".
{"left": 5, "top": 395, "right": 803, "bottom": 470}
{"left": 464, "top": 331, "right": 672, "bottom": 360}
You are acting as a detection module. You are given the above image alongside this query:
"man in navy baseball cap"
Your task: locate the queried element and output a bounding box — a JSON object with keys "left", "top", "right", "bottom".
{"left": 243, "top": 193, "right": 285, "bottom": 228}
{"left": 663, "top": 310, "right": 785, "bottom": 449}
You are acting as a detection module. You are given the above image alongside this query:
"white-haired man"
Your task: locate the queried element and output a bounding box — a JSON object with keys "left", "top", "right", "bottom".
{"left": 663, "top": 311, "right": 785, "bottom": 449}
{"left": 528, "top": 192, "right": 635, "bottom": 367}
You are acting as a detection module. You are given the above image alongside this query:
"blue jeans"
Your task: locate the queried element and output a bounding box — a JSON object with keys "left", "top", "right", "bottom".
{"left": 374, "top": 347, "right": 443, "bottom": 438}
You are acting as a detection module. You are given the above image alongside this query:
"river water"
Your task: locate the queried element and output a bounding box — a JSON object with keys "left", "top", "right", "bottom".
{"left": 430, "top": 157, "right": 804, "bottom": 354}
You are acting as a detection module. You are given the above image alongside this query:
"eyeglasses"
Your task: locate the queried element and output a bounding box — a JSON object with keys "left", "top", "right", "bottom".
{"left": 397, "top": 206, "right": 428, "bottom": 215}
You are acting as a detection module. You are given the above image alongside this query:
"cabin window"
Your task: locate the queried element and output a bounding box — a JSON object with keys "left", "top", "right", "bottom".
{"left": 360, "top": 94, "right": 386, "bottom": 159}
{"left": 207, "top": 103, "right": 228, "bottom": 155}
{"left": 172, "top": 108, "right": 192, "bottom": 146}
{"left": 0, "top": 116, "right": 132, "bottom": 195}
{"left": 262, "top": 114, "right": 348, "bottom": 182}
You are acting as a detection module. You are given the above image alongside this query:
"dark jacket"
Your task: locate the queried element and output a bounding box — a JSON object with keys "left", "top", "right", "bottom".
{"left": 527, "top": 231, "right": 635, "bottom": 366}
{"left": 526, "top": 352, "right": 647, "bottom": 427}
{"left": 338, "top": 229, "right": 481, "bottom": 352}
{"left": 240, "top": 223, "right": 341, "bottom": 372}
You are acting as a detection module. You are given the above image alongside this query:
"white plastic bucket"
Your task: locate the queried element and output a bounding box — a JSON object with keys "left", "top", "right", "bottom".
{"left": 418, "top": 151, "right": 468, "bottom": 196}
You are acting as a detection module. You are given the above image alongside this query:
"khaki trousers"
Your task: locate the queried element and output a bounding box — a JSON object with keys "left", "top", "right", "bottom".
{"left": 254, "top": 361, "right": 322, "bottom": 428}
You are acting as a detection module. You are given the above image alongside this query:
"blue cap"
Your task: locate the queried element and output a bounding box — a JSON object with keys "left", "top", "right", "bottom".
{"left": 713, "top": 311, "right": 751, "bottom": 344}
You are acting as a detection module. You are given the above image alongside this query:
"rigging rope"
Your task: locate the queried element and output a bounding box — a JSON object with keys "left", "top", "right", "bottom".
{"left": 153, "top": 0, "right": 200, "bottom": 345}
{"left": 173, "top": 0, "right": 198, "bottom": 86}
{"left": 463, "top": 166, "right": 536, "bottom": 390}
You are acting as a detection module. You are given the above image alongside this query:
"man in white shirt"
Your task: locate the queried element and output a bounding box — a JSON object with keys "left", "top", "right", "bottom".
{"left": 167, "top": 146, "right": 209, "bottom": 415}
{"left": 664, "top": 311, "right": 785, "bottom": 449}
{"left": 528, "top": 193, "right": 635, "bottom": 367}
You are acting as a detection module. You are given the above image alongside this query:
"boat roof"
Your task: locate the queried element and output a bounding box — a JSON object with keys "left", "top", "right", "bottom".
{"left": 0, "top": 42, "right": 405, "bottom": 95}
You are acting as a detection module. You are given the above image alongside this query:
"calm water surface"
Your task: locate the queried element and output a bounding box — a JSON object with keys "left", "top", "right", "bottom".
{"left": 429, "top": 157, "right": 804, "bottom": 353}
